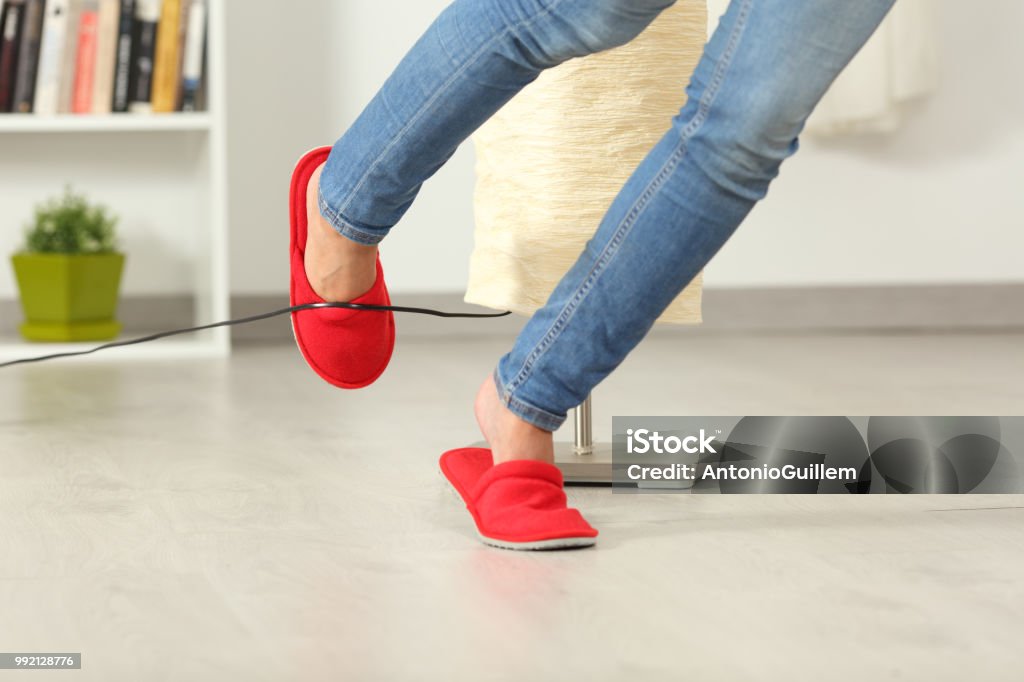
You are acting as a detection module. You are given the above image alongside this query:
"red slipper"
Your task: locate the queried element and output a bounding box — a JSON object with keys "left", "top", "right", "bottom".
{"left": 290, "top": 147, "right": 395, "bottom": 389}
{"left": 439, "top": 447, "right": 494, "bottom": 500}
{"left": 439, "top": 448, "right": 598, "bottom": 550}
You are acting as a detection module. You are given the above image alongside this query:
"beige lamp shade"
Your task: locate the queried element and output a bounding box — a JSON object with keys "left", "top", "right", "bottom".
{"left": 467, "top": 1, "right": 708, "bottom": 325}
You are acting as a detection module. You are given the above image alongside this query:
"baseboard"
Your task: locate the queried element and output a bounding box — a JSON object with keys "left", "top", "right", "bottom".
{"left": 2, "top": 284, "right": 1022, "bottom": 344}
{"left": 698, "top": 283, "right": 1024, "bottom": 333}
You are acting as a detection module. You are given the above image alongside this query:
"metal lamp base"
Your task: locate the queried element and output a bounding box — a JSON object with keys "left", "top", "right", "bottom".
{"left": 554, "top": 441, "right": 614, "bottom": 486}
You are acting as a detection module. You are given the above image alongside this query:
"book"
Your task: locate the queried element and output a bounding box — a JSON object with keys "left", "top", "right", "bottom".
{"left": 11, "top": 0, "right": 43, "bottom": 112}
{"left": 126, "top": 0, "right": 160, "bottom": 113}
{"left": 0, "top": 0, "right": 26, "bottom": 112}
{"left": 32, "top": 0, "right": 72, "bottom": 115}
{"left": 178, "top": 0, "right": 202, "bottom": 111}
{"left": 71, "top": 3, "right": 99, "bottom": 113}
{"left": 90, "top": 0, "right": 120, "bottom": 113}
{"left": 171, "top": 0, "right": 190, "bottom": 110}
{"left": 149, "top": 0, "right": 177, "bottom": 112}
{"left": 57, "top": 0, "right": 82, "bottom": 113}
{"left": 110, "top": 0, "right": 133, "bottom": 111}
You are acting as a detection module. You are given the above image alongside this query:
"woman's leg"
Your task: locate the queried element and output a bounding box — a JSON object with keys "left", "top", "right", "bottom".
{"left": 484, "top": 0, "right": 897, "bottom": 459}
{"left": 305, "top": 0, "right": 677, "bottom": 302}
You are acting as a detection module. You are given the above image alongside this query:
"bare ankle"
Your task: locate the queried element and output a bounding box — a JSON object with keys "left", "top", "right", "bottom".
{"left": 475, "top": 375, "right": 555, "bottom": 465}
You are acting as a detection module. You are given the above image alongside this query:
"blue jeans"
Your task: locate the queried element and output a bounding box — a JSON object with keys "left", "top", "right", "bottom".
{"left": 319, "top": 0, "right": 895, "bottom": 431}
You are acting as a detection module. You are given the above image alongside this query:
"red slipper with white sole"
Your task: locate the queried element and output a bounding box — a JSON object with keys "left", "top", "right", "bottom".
{"left": 439, "top": 448, "right": 598, "bottom": 551}
{"left": 290, "top": 147, "right": 395, "bottom": 389}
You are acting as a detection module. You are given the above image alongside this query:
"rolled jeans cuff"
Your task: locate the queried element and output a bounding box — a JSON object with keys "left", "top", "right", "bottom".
{"left": 317, "top": 190, "right": 390, "bottom": 246}
{"left": 492, "top": 366, "right": 567, "bottom": 433}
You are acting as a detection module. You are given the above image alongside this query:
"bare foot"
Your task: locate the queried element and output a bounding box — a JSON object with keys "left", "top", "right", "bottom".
{"left": 304, "top": 163, "right": 379, "bottom": 302}
{"left": 475, "top": 374, "right": 555, "bottom": 465}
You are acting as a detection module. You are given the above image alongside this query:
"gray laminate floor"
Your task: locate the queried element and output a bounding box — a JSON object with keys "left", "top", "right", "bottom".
{"left": 2, "top": 329, "right": 1023, "bottom": 681}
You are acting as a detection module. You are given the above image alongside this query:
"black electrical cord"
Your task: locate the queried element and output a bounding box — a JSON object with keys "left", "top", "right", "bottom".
{"left": 0, "top": 302, "right": 512, "bottom": 369}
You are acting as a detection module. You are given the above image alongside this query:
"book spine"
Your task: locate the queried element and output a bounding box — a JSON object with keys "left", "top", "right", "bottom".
{"left": 0, "top": 0, "right": 26, "bottom": 112}
{"left": 171, "top": 0, "right": 189, "bottom": 111}
{"left": 57, "top": 0, "right": 82, "bottom": 113}
{"left": 71, "top": 5, "right": 98, "bottom": 113}
{"left": 126, "top": 0, "right": 159, "bottom": 113}
{"left": 178, "top": 0, "right": 201, "bottom": 112}
{"left": 148, "top": 0, "right": 176, "bottom": 112}
{"left": 110, "top": 0, "right": 132, "bottom": 111}
{"left": 90, "top": 0, "right": 120, "bottom": 113}
{"left": 32, "top": 0, "right": 71, "bottom": 115}
{"left": 11, "top": 0, "right": 43, "bottom": 112}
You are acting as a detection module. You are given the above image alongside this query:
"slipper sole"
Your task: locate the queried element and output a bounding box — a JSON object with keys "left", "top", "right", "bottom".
{"left": 477, "top": 534, "right": 597, "bottom": 551}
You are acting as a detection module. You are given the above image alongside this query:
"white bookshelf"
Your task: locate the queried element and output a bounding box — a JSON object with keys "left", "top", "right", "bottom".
{"left": 0, "top": 0, "right": 229, "bottom": 364}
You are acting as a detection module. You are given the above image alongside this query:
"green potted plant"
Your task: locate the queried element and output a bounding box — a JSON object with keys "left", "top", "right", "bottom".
{"left": 11, "top": 187, "right": 125, "bottom": 342}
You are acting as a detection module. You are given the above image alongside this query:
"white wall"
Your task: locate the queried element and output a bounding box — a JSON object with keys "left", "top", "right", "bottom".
{"left": 225, "top": 0, "right": 1022, "bottom": 297}
{"left": 223, "top": 0, "right": 339, "bottom": 296}
{"left": 225, "top": 0, "right": 475, "bottom": 296}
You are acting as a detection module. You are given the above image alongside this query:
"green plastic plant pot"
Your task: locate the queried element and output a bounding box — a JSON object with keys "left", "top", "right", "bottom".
{"left": 11, "top": 253, "right": 126, "bottom": 342}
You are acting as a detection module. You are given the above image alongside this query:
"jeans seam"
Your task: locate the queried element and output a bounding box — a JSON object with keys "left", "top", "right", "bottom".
{"left": 683, "top": 0, "right": 752, "bottom": 139}
{"left": 502, "top": 0, "right": 753, "bottom": 399}
{"left": 331, "top": 0, "right": 571, "bottom": 221}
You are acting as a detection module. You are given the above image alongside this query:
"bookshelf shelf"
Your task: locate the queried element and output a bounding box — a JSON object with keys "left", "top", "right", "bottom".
{"left": 0, "top": 113, "right": 212, "bottom": 133}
